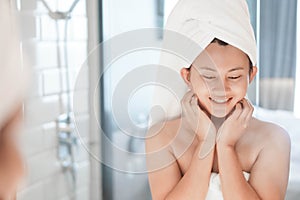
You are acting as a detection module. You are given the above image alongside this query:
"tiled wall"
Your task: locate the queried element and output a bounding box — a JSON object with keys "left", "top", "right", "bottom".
{"left": 15, "top": 0, "right": 97, "bottom": 199}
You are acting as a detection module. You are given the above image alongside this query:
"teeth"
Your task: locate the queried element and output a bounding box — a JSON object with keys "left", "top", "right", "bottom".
{"left": 211, "top": 98, "right": 228, "bottom": 103}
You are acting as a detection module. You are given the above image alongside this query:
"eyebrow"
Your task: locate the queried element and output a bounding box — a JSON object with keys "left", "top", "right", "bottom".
{"left": 198, "top": 66, "right": 244, "bottom": 72}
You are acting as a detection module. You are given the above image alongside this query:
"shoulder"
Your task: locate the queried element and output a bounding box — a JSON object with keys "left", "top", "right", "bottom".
{"left": 251, "top": 117, "right": 291, "bottom": 154}
{"left": 247, "top": 118, "right": 291, "bottom": 199}
{"left": 145, "top": 118, "right": 183, "bottom": 172}
{"left": 146, "top": 118, "right": 181, "bottom": 152}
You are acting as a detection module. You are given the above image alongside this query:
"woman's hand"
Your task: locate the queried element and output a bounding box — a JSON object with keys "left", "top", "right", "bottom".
{"left": 216, "top": 98, "right": 254, "bottom": 147}
{"left": 180, "top": 91, "right": 216, "bottom": 143}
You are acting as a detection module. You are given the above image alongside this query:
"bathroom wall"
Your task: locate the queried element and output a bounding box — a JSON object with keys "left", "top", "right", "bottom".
{"left": 15, "top": 0, "right": 100, "bottom": 199}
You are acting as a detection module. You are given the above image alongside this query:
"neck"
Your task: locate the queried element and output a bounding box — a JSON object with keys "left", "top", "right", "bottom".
{"left": 210, "top": 115, "right": 226, "bottom": 130}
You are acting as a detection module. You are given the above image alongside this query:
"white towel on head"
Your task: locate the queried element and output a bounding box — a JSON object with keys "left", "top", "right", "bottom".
{"left": 165, "top": 0, "right": 257, "bottom": 66}
{"left": 0, "top": 2, "right": 29, "bottom": 128}
{"left": 149, "top": 0, "right": 257, "bottom": 126}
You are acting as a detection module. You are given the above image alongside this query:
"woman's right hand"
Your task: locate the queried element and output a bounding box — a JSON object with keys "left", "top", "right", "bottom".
{"left": 180, "top": 91, "right": 217, "bottom": 159}
{"left": 180, "top": 91, "right": 216, "bottom": 143}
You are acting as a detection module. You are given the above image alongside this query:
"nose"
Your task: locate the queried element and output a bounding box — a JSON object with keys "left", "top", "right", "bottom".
{"left": 209, "top": 77, "right": 230, "bottom": 97}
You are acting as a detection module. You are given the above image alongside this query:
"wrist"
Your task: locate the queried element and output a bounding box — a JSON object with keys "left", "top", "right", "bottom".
{"left": 216, "top": 132, "right": 237, "bottom": 148}
{"left": 198, "top": 139, "right": 216, "bottom": 159}
{"left": 197, "top": 131, "right": 216, "bottom": 143}
{"left": 216, "top": 142, "right": 235, "bottom": 151}
{"left": 197, "top": 127, "right": 216, "bottom": 140}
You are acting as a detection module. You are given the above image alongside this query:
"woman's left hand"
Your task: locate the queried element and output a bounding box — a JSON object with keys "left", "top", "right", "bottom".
{"left": 216, "top": 98, "right": 254, "bottom": 147}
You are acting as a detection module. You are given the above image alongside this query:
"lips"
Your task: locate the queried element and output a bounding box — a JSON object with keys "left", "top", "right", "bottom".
{"left": 209, "top": 97, "right": 232, "bottom": 104}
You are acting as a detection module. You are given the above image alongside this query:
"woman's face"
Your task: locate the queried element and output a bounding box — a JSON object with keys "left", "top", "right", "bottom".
{"left": 181, "top": 43, "right": 257, "bottom": 118}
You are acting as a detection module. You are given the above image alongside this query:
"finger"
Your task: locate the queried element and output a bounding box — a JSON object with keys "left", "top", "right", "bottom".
{"left": 246, "top": 109, "right": 254, "bottom": 122}
{"left": 243, "top": 98, "right": 253, "bottom": 110}
{"left": 181, "top": 91, "right": 194, "bottom": 115}
{"left": 190, "top": 95, "right": 200, "bottom": 115}
{"left": 230, "top": 101, "right": 243, "bottom": 119}
{"left": 245, "top": 101, "right": 254, "bottom": 121}
{"left": 239, "top": 99, "right": 254, "bottom": 128}
{"left": 183, "top": 94, "right": 199, "bottom": 119}
{"left": 181, "top": 90, "right": 194, "bottom": 104}
{"left": 238, "top": 99, "right": 251, "bottom": 120}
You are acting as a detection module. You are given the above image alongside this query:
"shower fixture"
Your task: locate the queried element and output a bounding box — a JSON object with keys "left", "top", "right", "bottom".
{"left": 41, "top": 0, "right": 81, "bottom": 191}
{"left": 40, "top": 0, "right": 80, "bottom": 20}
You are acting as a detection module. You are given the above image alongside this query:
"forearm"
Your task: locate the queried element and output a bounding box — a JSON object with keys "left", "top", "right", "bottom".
{"left": 165, "top": 141, "right": 215, "bottom": 200}
{"left": 217, "top": 144, "right": 260, "bottom": 200}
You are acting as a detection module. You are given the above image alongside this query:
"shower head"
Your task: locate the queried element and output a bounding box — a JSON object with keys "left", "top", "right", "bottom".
{"left": 48, "top": 11, "right": 71, "bottom": 20}
{"left": 41, "top": 0, "right": 80, "bottom": 20}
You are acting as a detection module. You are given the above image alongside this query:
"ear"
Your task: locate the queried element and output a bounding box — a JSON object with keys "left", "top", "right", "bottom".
{"left": 180, "top": 68, "right": 191, "bottom": 86}
{"left": 249, "top": 66, "right": 257, "bottom": 83}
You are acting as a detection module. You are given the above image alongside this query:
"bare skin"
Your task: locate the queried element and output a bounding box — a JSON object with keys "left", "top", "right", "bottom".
{"left": 0, "top": 106, "right": 24, "bottom": 200}
{"left": 147, "top": 115, "right": 290, "bottom": 200}
{"left": 146, "top": 43, "right": 291, "bottom": 200}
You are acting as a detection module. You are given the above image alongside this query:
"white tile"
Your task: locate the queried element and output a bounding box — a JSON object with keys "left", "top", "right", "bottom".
{"left": 43, "top": 162, "right": 90, "bottom": 200}
{"left": 28, "top": 71, "right": 44, "bottom": 98}
{"left": 40, "top": 16, "right": 74, "bottom": 41}
{"left": 22, "top": 39, "right": 38, "bottom": 68}
{"left": 40, "top": 15, "right": 57, "bottom": 41}
{"left": 18, "top": 13, "right": 37, "bottom": 40}
{"left": 24, "top": 95, "right": 61, "bottom": 127}
{"left": 61, "top": 188, "right": 90, "bottom": 200}
{"left": 20, "top": 121, "right": 58, "bottom": 157}
{"left": 73, "top": 188, "right": 90, "bottom": 200}
{"left": 61, "top": 68, "right": 89, "bottom": 92}
{"left": 60, "top": 93, "right": 73, "bottom": 115}
{"left": 57, "top": 0, "right": 76, "bottom": 12}
{"left": 42, "top": 68, "right": 62, "bottom": 95}
{"left": 20, "top": 0, "right": 37, "bottom": 11}
{"left": 87, "top": 143, "right": 101, "bottom": 168}
{"left": 21, "top": 126, "right": 44, "bottom": 156}
{"left": 43, "top": 172, "right": 72, "bottom": 200}
{"left": 71, "top": 0, "right": 86, "bottom": 16}
{"left": 17, "top": 181, "right": 44, "bottom": 200}
{"left": 36, "top": 42, "right": 59, "bottom": 67}
{"left": 73, "top": 145, "right": 89, "bottom": 163}
{"left": 73, "top": 90, "right": 89, "bottom": 114}
{"left": 69, "top": 17, "right": 88, "bottom": 40}
{"left": 25, "top": 149, "right": 61, "bottom": 185}
{"left": 18, "top": 163, "right": 91, "bottom": 200}
{"left": 57, "top": 0, "right": 86, "bottom": 16}
{"left": 89, "top": 162, "right": 101, "bottom": 200}
{"left": 66, "top": 42, "right": 88, "bottom": 69}
{"left": 74, "top": 114, "right": 90, "bottom": 139}
{"left": 36, "top": 0, "right": 57, "bottom": 14}
{"left": 23, "top": 40, "right": 59, "bottom": 68}
{"left": 73, "top": 66, "right": 89, "bottom": 91}
{"left": 43, "top": 122, "right": 58, "bottom": 149}
{"left": 75, "top": 162, "right": 90, "bottom": 189}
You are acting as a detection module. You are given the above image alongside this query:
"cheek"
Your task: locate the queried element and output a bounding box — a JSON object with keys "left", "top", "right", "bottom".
{"left": 230, "top": 80, "right": 249, "bottom": 97}
{"left": 190, "top": 77, "right": 210, "bottom": 95}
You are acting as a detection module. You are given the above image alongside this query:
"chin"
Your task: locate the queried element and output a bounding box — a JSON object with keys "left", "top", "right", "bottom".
{"left": 210, "top": 111, "right": 227, "bottom": 119}
{"left": 208, "top": 106, "right": 236, "bottom": 119}
{"left": 197, "top": 98, "right": 237, "bottom": 118}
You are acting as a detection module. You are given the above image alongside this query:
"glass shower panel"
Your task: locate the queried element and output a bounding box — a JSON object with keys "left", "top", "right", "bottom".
{"left": 101, "top": 1, "right": 164, "bottom": 199}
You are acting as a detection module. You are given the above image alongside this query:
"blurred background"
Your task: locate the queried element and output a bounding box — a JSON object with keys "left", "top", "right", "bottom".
{"left": 10, "top": 0, "right": 300, "bottom": 199}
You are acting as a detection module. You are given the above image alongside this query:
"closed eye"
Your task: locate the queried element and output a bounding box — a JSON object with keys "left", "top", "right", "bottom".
{"left": 228, "top": 75, "right": 242, "bottom": 80}
{"left": 202, "top": 75, "right": 216, "bottom": 79}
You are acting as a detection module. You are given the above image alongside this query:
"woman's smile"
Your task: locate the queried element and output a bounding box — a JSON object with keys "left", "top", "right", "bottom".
{"left": 209, "top": 97, "right": 233, "bottom": 104}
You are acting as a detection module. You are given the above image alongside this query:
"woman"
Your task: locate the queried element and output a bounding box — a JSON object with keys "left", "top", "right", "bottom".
{"left": 146, "top": 0, "right": 290, "bottom": 199}
{"left": 0, "top": 1, "right": 29, "bottom": 199}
